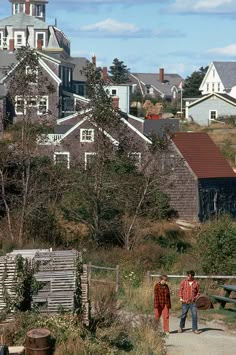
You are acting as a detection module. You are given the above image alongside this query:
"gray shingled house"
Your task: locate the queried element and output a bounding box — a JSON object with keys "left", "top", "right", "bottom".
{"left": 129, "top": 68, "right": 183, "bottom": 101}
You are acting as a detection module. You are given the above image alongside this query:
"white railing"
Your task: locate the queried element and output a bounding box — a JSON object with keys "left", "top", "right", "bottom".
{"left": 37, "top": 134, "right": 64, "bottom": 145}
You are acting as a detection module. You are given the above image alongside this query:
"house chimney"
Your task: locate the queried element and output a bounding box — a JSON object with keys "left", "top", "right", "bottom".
{"left": 25, "top": 0, "right": 30, "bottom": 15}
{"left": 37, "top": 39, "right": 43, "bottom": 50}
{"left": 92, "top": 55, "right": 96, "bottom": 67}
{"left": 159, "top": 68, "right": 164, "bottom": 82}
{"left": 9, "top": 39, "right": 14, "bottom": 52}
{"left": 112, "top": 96, "right": 119, "bottom": 110}
{"left": 102, "top": 67, "right": 108, "bottom": 82}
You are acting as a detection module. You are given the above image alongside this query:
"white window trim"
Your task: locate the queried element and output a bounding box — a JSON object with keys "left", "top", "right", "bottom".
{"left": 13, "top": 3, "right": 25, "bottom": 14}
{"left": 37, "top": 96, "right": 49, "bottom": 115}
{"left": 35, "top": 32, "right": 46, "bottom": 48}
{"left": 209, "top": 110, "right": 217, "bottom": 123}
{"left": 80, "top": 128, "right": 95, "bottom": 143}
{"left": 14, "top": 95, "right": 49, "bottom": 116}
{"left": 15, "top": 95, "right": 25, "bottom": 115}
{"left": 85, "top": 152, "right": 97, "bottom": 169}
{"left": 14, "top": 31, "right": 26, "bottom": 47}
{"left": 128, "top": 152, "right": 141, "bottom": 167}
{"left": 35, "top": 4, "right": 44, "bottom": 17}
{"left": 54, "top": 152, "right": 70, "bottom": 169}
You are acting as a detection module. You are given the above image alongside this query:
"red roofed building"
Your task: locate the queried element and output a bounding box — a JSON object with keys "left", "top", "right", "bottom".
{"left": 166, "top": 132, "right": 236, "bottom": 221}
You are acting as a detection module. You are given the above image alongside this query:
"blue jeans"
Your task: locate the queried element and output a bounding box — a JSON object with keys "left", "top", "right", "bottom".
{"left": 179, "top": 302, "right": 198, "bottom": 331}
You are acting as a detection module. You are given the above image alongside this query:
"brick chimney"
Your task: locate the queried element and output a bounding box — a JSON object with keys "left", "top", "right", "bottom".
{"left": 102, "top": 67, "right": 108, "bottom": 82}
{"left": 159, "top": 68, "right": 164, "bottom": 82}
{"left": 9, "top": 39, "right": 14, "bottom": 52}
{"left": 112, "top": 96, "right": 119, "bottom": 110}
{"left": 25, "top": 0, "right": 30, "bottom": 15}
{"left": 37, "top": 39, "right": 43, "bottom": 50}
{"left": 92, "top": 55, "right": 96, "bottom": 67}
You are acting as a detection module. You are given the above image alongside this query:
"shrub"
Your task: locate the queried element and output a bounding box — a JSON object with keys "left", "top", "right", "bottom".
{"left": 196, "top": 215, "right": 236, "bottom": 274}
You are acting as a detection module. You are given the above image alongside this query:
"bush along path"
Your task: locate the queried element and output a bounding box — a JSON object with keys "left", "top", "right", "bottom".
{"left": 165, "top": 314, "right": 236, "bottom": 355}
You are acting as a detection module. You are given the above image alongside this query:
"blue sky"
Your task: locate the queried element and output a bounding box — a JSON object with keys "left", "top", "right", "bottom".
{"left": 2, "top": 0, "right": 236, "bottom": 78}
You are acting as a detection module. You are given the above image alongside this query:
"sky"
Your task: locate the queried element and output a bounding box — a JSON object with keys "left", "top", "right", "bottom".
{"left": 1, "top": 0, "right": 236, "bottom": 78}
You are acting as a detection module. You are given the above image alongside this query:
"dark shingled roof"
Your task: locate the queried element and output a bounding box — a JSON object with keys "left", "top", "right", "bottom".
{"left": 173, "top": 132, "right": 236, "bottom": 178}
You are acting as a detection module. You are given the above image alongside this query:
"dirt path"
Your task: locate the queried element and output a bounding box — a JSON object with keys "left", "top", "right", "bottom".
{"left": 166, "top": 315, "right": 236, "bottom": 355}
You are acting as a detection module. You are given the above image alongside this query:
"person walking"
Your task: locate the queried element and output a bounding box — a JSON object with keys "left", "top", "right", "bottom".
{"left": 154, "top": 275, "right": 171, "bottom": 335}
{"left": 178, "top": 270, "right": 201, "bottom": 334}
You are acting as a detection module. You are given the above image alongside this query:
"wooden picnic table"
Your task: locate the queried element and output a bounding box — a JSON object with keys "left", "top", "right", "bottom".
{"left": 213, "top": 284, "right": 236, "bottom": 309}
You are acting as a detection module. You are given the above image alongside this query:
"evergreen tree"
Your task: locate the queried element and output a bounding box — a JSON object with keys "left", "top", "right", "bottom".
{"left": 183, "top": 66, "right": 208, "bottom": 98}
{"left": 109, "top": 58, "right": 130, "bottom": 84}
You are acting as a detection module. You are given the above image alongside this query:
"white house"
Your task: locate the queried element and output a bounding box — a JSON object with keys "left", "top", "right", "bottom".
{"left": 199, "top": 61, "right": 236, "bottom": 98}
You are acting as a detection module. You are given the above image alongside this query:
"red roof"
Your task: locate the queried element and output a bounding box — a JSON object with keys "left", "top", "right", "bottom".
{"left": 172, "top": 132, "right": 236, "bottom": 178}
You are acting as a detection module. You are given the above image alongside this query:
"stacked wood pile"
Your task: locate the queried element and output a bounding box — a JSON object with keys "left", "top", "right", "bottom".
{"left": 0, "top": 249, "right": 90, "bottom": 325}
{"left": 32, "top": 250, "right": 81, "bottom": 313}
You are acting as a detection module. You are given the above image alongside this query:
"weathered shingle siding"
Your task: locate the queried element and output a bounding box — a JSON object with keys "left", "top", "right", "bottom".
{"left": 189, "top": 96, "right": 236, "bottom": 125}
{"left": 166, "top": 154, "right": 198, "bottom": 221}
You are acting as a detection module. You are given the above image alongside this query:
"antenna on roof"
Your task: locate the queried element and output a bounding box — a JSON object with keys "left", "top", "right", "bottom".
{"left": 55, "top": 18, "right": 57, "bottom": 27}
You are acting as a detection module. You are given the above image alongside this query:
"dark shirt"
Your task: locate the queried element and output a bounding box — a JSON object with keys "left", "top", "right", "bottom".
{"left": 154, "top": 282, "right": 171, "bottom": 309}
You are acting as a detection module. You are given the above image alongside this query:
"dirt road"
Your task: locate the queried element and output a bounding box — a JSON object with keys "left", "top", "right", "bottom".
{"left": 166, "top": 315, "right": 236, "bottom": 355}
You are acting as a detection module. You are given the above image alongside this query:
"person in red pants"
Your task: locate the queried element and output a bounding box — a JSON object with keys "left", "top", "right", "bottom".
{"left": 154, "top": 275, "right": 171, "bottom": 335}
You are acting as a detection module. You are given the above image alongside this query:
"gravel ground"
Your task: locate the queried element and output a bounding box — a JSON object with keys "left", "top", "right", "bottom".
{"left": 165, "top": 315, "right": 236, "bottom": 355}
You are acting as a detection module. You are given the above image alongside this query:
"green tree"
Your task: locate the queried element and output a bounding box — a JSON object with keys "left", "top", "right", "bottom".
{"left": 196, "top": 215, "right": 236, "bottom": 274}
{"left": 0, "top": 47, "right": 62, "bottom": 246}
{"left": 61, "top": 63, "right": 173, "bottom": 249}
{"left": 183, "top": 66, "right": 208, "bottom": 98}
{"left": 109, "top": 58, "right": 130, "bottom": 84}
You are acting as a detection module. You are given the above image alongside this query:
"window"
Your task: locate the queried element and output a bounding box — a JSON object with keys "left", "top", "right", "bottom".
{"left": 16, "top": 34, "right": 22, "bottom": 45}
{"left": 36, "top": 32, "right": 45, "bottom": 47}
{"left": 0, "top": 32, "right": 2, "bottom": 47}
{"left": 85, "top": 152, "right": 97, "bottom": 169}
{"left": 14, "top": 96, "right": 48, "bottom": 115}
{"left": 212, "top": 83, "right": 215, "bottom": 92}
{"left": 111, "top": 89, "right": 117, "bottom": 95}
{"left": 13, "top": 4, "right": 19, "bottom": 14}
{"left": 54, "top": 152, "right": 70, "bottom": 169}
{"left": 209, "top": 110, "right": 217, "bottom": 122}
{"left": 15, "top": 96, "right": 25, "bottom": 115}
{"left": 38, "top": 96, "right": 48, "bottom": 115}
{"left": 129, "top": 152, "right": 141, "bottom": 167}
{"left": 206, "top": 83, "right": 209, "bottom": 92}
{"left": 218, "top": 82, "right": 220, "bottom": 91}
{"left": 35, "top": 4, "right": 45, "bottom": 17}
{"left": 14, "top": 31, "right": 25, "bottom": 47}
{"left": 80, "top": 129, "right": 94, "bottom": 142}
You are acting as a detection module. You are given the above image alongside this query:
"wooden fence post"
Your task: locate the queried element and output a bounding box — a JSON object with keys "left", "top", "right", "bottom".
{"left": 115, "top": 265, "right": 119, "bottom": 293}
{"left": 88, "top": 262, "right": 92, "bottom": 286}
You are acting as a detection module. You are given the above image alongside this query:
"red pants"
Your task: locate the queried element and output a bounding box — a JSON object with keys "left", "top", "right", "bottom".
{"left": 154, "top": 305, "right": 170, "bottom": 332}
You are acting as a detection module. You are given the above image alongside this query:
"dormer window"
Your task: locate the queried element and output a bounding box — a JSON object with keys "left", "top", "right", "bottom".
{"left": 13, "top": 3, "right": 25, "bottom": 14}
{"left": 35, "top": 4, "right": 45, "bottom": 17}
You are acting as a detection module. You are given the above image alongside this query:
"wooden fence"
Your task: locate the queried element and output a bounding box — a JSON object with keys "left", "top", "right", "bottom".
{"left": 87, "top": 262, "right": 120, "bottom": 292}
{"left": 146, "top": 272, "right": 236, "bottom": 282}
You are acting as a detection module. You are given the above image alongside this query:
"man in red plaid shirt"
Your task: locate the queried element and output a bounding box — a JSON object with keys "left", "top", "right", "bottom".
{"left": 154, "top": 275, "right": 171, "bottom": 334}
{"left": 178, "top": 270, "right": 201, "bottom": 334}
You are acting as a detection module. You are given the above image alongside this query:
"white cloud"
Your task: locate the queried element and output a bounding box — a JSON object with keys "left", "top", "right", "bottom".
{"left": 80, "top": 18, "right": 139, "bottom": 34}
{"left": 168, "top": 0, "right": 236, "bottom": 14}
{"left": 208, "top": 44, "right": 236, "bottom": 56}
{"left": 194, "top": 0, "right": 232, "bottom": 10}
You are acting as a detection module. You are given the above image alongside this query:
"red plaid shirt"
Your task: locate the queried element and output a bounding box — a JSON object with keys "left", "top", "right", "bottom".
{"left": 178, "top": 279, "right": 200, "bottom": 304}
{"left": 154, "top": 282, "right": 171, "bottom": 309}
